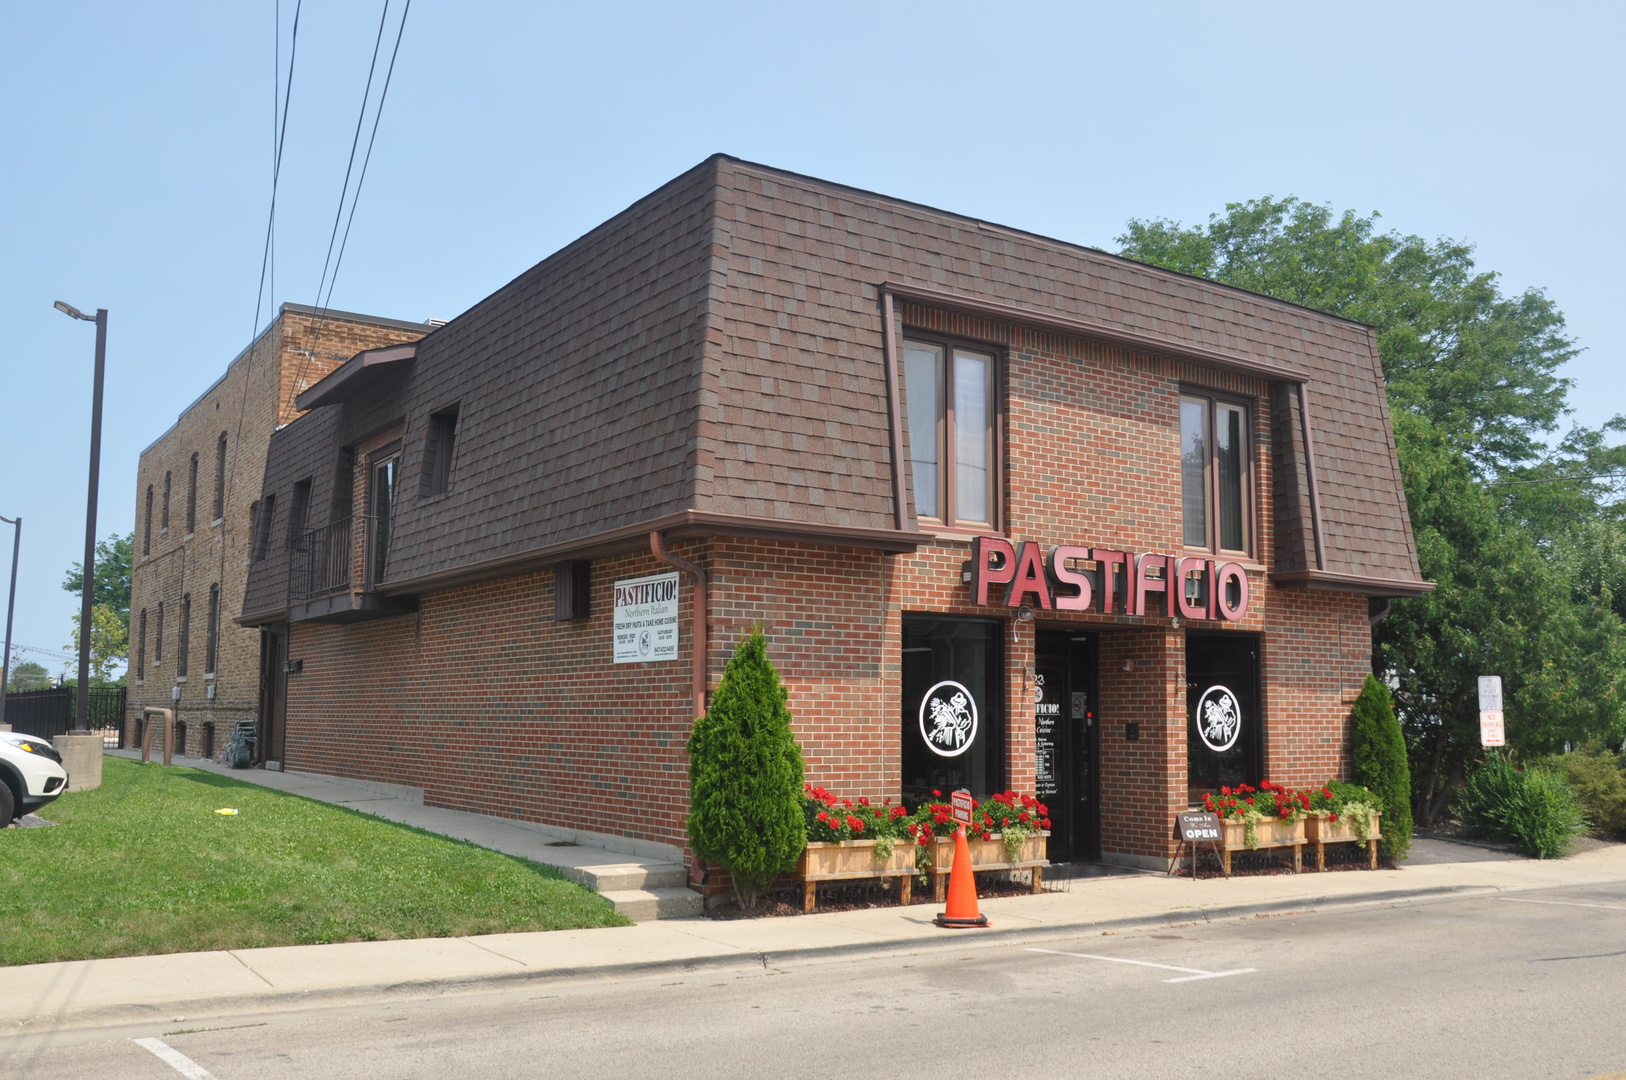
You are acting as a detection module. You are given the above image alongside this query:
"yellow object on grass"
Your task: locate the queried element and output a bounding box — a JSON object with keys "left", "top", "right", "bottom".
{"left": 215, "top": 808, "right": 239, "bottom": 816}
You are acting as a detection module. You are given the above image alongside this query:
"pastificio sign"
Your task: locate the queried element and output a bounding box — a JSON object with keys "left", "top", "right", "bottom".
{"left": 966, "top": 536, "right": 1251, "bottom": 621}
{"left": 612, "top": 572, "right": 679, "bottom": 664}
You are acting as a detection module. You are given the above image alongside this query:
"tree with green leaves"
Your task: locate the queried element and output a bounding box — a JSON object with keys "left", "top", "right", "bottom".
{"left": 66, "top": 603, "right": 129, "bottom": 684}
{"left": 5, "top": 660, "right": 49, "bottom": 692}
{"left": 1349, "top": 674, "right": 1412, "bottom": 860}
{"left": 1119, "top": 197, "right": 1576, "bottom": 474}
{"left": 1120, "top": 198, "right": 1626, "bottom": 826}
{"left": 62, "top": 532, "right": 133, "bottom": 628}
{"left": 686, "top": 627, "right": 805, "bottom": 909}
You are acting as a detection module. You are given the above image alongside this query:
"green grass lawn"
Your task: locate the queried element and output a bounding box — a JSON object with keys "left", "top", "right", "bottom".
{"left": 0, "top": 757, "right": 629, "bottom": 967}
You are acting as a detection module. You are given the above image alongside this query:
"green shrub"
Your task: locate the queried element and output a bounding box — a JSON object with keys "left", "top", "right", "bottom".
{"left": 686, "top": 627, "right": 806, "bottom": 908}
{"left": 1535, "top": 748, "right": 1626, "bottom": 838}
{"left": 1350, "top": 675, "right": 1412, "bottom": 860}
{"left": 1326, "top": 780, "right": 1383, "bottom": 814}
{"left": 1454, "top": 755, "right": 1589, "bottom": 858}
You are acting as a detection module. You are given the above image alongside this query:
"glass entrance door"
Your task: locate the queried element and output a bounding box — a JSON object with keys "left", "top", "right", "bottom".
{"left": 1034, "top": 630, "right": 1100, "bottom": 862}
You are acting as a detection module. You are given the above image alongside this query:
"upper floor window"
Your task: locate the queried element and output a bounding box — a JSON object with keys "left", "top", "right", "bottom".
{"left": 186, "top": 453, "right": 199, "bottom": 533}
{"left": 154, "top": 601, "right": 165, "bottom": 663}
{"left": 422, "top": 407, "right": 459, "bottom": 497}
{"left": 136, "top": 608, "right": 147, "bottom": 681}
{"left": 205, "top": 584, "right": 221, "bottom": 675}
{"left": 1180, "top": 392, "right": 1253, "bottom": 556}
{"left": 371, "top": 452, "right": 400, "bottom": 583}
{"left": 287, "top": 479, "right": 312, "bottom": 549}
{"left": 213, "top": 433, "right": 228, "bottom": 522}
{"left": 161, "top": 471, "right": 172, "bottom": 530}
{"left": 143, "top": 486, "right": 154, "bottom": 556}
{"left": 904, "top": 336, "right": 998, "bottom": 529}
{"left": 251, "top": 494, "right": 276, "bottom": 562}
{"left": 177, "top": 593, "right": 191, "bottom": 677}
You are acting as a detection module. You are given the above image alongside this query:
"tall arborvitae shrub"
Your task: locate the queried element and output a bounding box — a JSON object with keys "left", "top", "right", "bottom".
{"left": 1350, "top": 674, "right": 1413, "bottom": 860}
{"left": 686, "top": 627, "right": 805, "bottom": 908}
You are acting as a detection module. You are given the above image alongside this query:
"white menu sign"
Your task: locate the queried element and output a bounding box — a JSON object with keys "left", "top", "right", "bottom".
{"left": 613, "top": 572, "right": 680, "bottom": 664}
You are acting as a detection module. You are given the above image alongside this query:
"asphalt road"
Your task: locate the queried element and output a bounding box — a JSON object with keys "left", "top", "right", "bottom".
{"left": 6, "top": 884, "right": 1626, "bottom": 1080}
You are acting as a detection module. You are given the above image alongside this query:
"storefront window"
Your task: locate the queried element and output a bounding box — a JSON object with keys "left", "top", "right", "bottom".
{"left": 1186, "top": 632, "right": 1261, "bottom": 803}
{"left": 902, "top": 616, "right": 1004, "bottom": 801}
{"left": 904, "top": 337, "right": 996, "bottom": 528}
{"left": 1180, "top": 393, "right": 1252, "bottom": 556}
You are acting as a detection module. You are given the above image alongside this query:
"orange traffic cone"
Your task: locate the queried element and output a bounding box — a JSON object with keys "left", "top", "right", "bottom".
{"left": 934, "top": 827, "right": 989, "bottom": 928}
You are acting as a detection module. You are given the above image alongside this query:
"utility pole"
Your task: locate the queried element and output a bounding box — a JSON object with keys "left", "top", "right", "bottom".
{"left": 0, "top": 514, "right": 19, "bottom": 728}
{"left": 56, "top": 301, "right": 108, "bottom": 733}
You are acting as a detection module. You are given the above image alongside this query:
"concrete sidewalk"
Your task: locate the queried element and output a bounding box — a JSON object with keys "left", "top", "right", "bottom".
{"left": 6, "top": 820, "right": 1625, "bottom": 1035}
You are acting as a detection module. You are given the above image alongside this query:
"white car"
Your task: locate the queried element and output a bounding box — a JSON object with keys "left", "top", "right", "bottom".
{"left": 0, "top": 732, "right": 70, "bottom": 823}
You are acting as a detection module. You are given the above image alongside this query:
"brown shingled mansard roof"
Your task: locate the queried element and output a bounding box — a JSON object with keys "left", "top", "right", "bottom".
{"left": 239, "top": 154, "right": 1429, "bottom": 624}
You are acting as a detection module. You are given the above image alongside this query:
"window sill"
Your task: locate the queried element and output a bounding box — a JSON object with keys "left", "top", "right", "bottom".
{"left": 174, "top": 676, "right": 188, "bottom": 684}
{"left": 210, "top": 518, "right": 224, "bottom": 529}
{"left": 204, "top": 673, "right": 217, "bottom": 681}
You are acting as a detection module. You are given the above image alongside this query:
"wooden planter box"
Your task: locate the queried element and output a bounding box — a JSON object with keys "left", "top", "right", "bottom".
{"left": 1218, "top": 816, "right": 1306, "bottom": 874}
{"left": 1304, "top": 811, "right": 1382, "bottom": 871}
{"left": 796, "top": 839, "right": 916, "bottom": 912}
{"left": 924, "top": 832, "right": 1049, "bottom": 901}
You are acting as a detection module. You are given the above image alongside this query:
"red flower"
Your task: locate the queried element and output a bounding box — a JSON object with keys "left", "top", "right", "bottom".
{"left": 859, "top": 797, "right": 870, "bottom": 806}
{"left": 980, "top": 830, "right": 992, "bottom": 841}
{"left": 1220, "top": 786, "right": 1232, "bottom": 796}
{"left": 1041, "top": 818, "right": 1052, "bottom": 829}
{"left": 932, "top": 789, "right": 942, "bottom": 798}
{"left": 848, "top": 816, "right": 864, "bottom": 832}
{"left": 816, "top": 810, "right": 829, "bottom": 823}
{"left": 1329, "top": 813, "right": 1339, "bottom": 822}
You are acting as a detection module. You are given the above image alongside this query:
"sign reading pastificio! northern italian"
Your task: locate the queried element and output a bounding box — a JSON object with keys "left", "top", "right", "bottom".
{"left": 613, "top": 572, "right": 679, "bottom": 664}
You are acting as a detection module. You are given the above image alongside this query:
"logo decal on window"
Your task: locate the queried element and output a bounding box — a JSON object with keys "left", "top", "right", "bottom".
{"left": 1195, "top": 685, "right": 1242, "bottom": 752}
{"left": 920, "top": 680, "right": 978, "bottom": 757}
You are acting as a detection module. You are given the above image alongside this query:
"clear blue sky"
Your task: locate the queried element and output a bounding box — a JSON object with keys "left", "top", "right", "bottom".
{"left": 2, "top": 1, "right": 1622, "bottom": 675}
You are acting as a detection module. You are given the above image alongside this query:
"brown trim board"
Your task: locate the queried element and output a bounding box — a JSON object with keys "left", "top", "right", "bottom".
{"left": 1271, "top": 569, "right": 1435, "bottom": 598}
{"left": 880, "top": 282, "right": 1310, "bottom": 384}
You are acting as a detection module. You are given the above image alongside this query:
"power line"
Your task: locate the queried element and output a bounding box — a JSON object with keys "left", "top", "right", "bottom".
{"left": 321, "top": 0, "right": 411, "bottom": 312}
{"left": 282, "top": 0, "right": 413, "bottom": 421}
{"left": 251, "top": 0, "right": 304, "bottom": 340}
{"left": 1489, "top": 472, "right": 1626, "bottom": 488}
{"left": 314, "top": 0, "right": 393, "bottom": 311}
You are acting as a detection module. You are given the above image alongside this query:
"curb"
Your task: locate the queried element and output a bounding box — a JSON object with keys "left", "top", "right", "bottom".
{"left": 0, "top": 882, "right": 1496, "bottom": 1035}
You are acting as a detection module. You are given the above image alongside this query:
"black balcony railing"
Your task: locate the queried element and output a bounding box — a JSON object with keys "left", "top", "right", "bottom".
{"left": 289, "top": 518, "right": 353, "bottom": 602}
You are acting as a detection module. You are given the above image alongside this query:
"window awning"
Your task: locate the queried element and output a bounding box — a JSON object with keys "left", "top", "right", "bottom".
{"left": 295, "top": 342, "right": 418, "bottom": 410}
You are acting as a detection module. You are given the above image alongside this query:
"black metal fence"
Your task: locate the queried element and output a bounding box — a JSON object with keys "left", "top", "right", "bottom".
{"left": 290, "top": 517, "right": 353, "bottom": 602}
{"left": 0, "top": 686, "right": 128, "bottom": 745}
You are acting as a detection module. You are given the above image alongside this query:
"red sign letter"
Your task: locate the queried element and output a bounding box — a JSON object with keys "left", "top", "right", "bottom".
{"left": 1215, "top": 562, "right": 1251, "bottom": 620}
{"left": 1006, "top": 541, "right": 1053, "bottom": 609}
{"left": 1048, "top": 545, "right": 1093, "bottom": 612}
{"left": 1132, "top": 553, "right": 1170, "bottom": 617}
{"left": 1176, "top": 557, "right": 1208, "bottom": 620}
{"left": 1091, "top": 549, "right": 1127, "bottom": 614}
{"left": 970, "top": 536, "right": 1016, "bottom": 606}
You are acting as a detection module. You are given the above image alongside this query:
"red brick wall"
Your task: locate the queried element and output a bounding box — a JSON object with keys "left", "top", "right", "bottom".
{"left": 278, "top": 311, "right": 1377, "bottom": 868}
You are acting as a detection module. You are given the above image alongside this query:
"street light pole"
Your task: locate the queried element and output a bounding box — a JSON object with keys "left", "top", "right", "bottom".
{"left": 0, "top": 514, "right": 19, "bottom": 729}
{"left": 56, "top": 301, "right": 106, "bottom": 735}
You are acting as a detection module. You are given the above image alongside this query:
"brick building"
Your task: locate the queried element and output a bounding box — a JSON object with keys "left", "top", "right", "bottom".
{"left": 129, "top": 305, "right": 431, "bottom": 758}
{"left": 238, "top": 157, "right": 1429, "bottom": 873}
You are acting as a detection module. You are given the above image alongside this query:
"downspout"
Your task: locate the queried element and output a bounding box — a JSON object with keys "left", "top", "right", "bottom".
{"left": 1368, "top": 598, "right": 1393, "bottom": 625}
{"left": 651, "top": 531, "right": 708, "bottom": 715}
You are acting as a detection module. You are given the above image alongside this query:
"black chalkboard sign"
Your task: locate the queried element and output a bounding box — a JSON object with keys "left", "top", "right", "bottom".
{"left": 1171, "top": 811, "right": 1226, "bottom": 879}
{"left": 1176, "top": 811, "right": 1222, "bottom": 841}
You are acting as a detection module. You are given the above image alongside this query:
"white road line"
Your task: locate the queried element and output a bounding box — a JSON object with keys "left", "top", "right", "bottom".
{"left": 1497, "top": 897, "right": 1626, "bottom": 912}
{"left": 132, "top": 1038, "right": 219, "bottom": 1080}
{"left": 1026, "top": 947, "right": 1256, "bottom": 983}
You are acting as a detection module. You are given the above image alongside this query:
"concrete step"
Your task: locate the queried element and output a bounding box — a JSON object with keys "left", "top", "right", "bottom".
{"left": 572, "top": 862, "right": 688, "bottom": 893}
{"left": 600, "top": 886, "right": 705, "bottom": 921}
